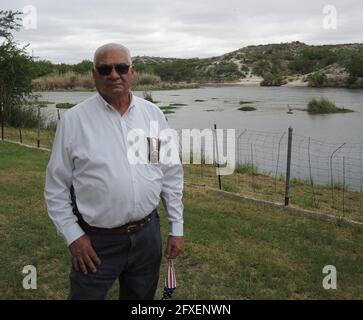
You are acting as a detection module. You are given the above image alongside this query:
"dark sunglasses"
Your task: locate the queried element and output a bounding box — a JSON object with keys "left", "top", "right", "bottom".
{"left": 96, "top": 64, "right": 131, "bottom": 76}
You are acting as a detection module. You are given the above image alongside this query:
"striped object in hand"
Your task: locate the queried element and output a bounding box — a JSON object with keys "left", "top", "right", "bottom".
{"left": 162, "top": 260, "right": 177, "bottom": 300}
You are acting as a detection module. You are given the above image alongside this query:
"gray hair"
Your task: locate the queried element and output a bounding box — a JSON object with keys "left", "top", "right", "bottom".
{"left": 93, "top": 43, "right": 132, "bottom": 66}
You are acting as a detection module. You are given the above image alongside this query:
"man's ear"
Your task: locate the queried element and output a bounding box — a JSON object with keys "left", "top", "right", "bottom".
{"left": 92, "top": 68, "right": 96, "bottom": 80}
{"left": 130, "top": 65, "right": 136, "bottom": 80}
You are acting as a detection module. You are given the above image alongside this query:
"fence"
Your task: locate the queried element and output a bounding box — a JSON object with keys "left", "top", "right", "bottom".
{"left": 181, "top": 126, "right": 363, "bottom": 223}
{"left": 1, "top": 120, "right": 362, "bottom": 222}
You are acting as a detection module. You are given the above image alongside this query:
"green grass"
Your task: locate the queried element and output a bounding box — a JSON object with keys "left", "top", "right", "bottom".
{"left": 159, "top": 105, "right": 180, "bottom": 115}
{"left": 169, "top": 103, "right": 188, "bottom": 106}
{"left": 1, "top": 141, "right": 363, "bottom": 299}
{"left": 3, "top": 126, "right": 55, "bottom": 149}
{"left": 239, "top": 101, "right": 256, "bottom": 105}
{"left": 55, "top": 102, "right": 76, "bottom": 109}
{"left": 238, "top": 106, "right": 256, "bottom": 111}
{"left": 184, "top": 164, "right": 363, "bottom": 223}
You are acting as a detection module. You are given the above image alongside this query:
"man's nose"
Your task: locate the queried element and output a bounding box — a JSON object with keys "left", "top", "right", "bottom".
{"left": 109, "top": 66, "right": 120, "bottom": 79}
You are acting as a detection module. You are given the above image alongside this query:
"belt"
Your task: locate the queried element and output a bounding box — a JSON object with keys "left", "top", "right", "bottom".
{"left": 70, "top": 185, "right": 154, "bottom": 235}
{"left": 76, "top": 211, "right": 153, "bottom": 235}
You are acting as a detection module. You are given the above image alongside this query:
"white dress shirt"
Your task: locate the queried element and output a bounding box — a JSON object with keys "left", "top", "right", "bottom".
{"left": 44, "top": 92, "right": 184, "bottom": 246}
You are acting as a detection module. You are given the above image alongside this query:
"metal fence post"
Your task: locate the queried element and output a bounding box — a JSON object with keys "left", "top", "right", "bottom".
{"left": 37, "top": 106, "right": 40, "bottom": 148}
{"left": 284, "top": 126, "right": 293, "bottom": 206}
{"left": 213, "top": 124, "right": 222, "bottom": 190}
{"left": 330, "top": 143, "right": 346, "bottom": 205}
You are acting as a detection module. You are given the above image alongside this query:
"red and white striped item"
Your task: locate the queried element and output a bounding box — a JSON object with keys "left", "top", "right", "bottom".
{"left": 165, "top": 259, "right": 177, "bottom": 289}
{"left": 162, "top": 259, "right": 177, "bottom": 300}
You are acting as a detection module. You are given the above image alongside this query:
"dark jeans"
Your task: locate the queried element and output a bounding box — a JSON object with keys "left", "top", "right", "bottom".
{"left": 68, "top": 210, "right": 162, "bottom": 300}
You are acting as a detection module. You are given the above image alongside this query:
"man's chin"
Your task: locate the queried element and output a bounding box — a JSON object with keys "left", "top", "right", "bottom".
{"left": 107, "top": 86, "right": 127, "bottom": 94}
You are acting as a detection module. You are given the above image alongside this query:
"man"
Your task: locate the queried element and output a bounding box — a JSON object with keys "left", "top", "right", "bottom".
{"left": 44, "top": 43, "right": 184, "bottom": 300}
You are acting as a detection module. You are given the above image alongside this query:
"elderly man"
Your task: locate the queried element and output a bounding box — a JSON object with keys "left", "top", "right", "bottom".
{"left": 44, "top": 43, "right": 184, "bottom": 300}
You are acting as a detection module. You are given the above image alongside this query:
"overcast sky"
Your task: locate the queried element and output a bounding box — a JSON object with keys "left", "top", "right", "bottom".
{"left": 2, "top": 0, "right": 362, "bottom": 63}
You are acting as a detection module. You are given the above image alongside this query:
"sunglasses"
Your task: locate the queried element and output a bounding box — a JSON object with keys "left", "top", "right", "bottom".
{"left": 96, "top": 64, "right": 131, "bottom": 76}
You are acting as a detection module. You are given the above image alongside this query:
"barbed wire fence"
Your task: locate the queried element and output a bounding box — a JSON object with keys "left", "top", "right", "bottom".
{"left": 1, "top": 115, "right": 362, "bottom": 222}
{"left": 0, "top": 106, "right": 60, "bottom": 150}
{"left": 182, "top": 126, "right": 363, "bottom": 222}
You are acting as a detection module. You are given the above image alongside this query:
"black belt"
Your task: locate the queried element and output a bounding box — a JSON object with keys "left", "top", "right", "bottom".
{"left": 70, "top": 185, "right": 154, "bottom": 235}
{"left": 76, "top": 212, "right": 153, "bottom": 235}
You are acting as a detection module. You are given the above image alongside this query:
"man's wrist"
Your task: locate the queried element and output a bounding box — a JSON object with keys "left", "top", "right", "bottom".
{"left": 63, "top": 223, "right": 85, "bottom": 247}
{"left": 168, "top": 221, "right": 183, "bottom": 236}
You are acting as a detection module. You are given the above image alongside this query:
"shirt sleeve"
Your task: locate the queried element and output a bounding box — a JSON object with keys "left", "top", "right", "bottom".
{"left": 44, "top": 114, "right": 85, "bottom": 246}
{"left": 159, "top": 116, "right": 184, "bottom": 236}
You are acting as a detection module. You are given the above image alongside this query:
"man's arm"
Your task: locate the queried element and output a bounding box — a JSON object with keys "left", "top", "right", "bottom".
{"left": 44, "top": 115, "right": 84, "bottom": 246}
{"left": 159, "top": 128, "right": 184, "bottom": 259}
{"left": 44, "top": 115, "right": 101, "bottom": 273}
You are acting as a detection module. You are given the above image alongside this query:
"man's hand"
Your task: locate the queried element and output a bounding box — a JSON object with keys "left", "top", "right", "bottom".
{"left": 68, "top": 234, "right": 101, "bottom": 274}
{"left": 165, "top": 235, "right": 184, "bottom": 259}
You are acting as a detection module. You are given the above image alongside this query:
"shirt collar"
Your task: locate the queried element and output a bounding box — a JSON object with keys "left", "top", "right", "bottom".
{"left": 97, "top": 91, "right": 136, "bottom": 113}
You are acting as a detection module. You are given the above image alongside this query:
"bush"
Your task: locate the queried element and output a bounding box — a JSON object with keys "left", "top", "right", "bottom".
{"left": 345, "top": 54, "right": 363, "bottom": 77}
{"left": 56, "top": 102, "right": 75, "bottom": 109}
{"left": 238, "top": 106, "right": 256, "bottom": 111}
{"left": 134, "top": 72, "right": 161, "bottom": 86}
{"left": 260, "top": 72, "right": 284, "bottom": 86}
{"left": 143, "top": 91, "right": 154, "bottom": 103}
{"left": 32, "top": 71, "right": 95, "bottom": 91}
{"left": 307, "top": 98, "right": 353, "bottom": 114}
{"left": 307, "top": 72, "right": 327, "bottom": 87}
{"left": 3, "top": 104, "right": 40, "bottom": 127}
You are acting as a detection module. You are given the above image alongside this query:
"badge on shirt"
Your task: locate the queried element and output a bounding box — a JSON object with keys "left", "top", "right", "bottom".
{"left": 147, "top": 137, "right": 160, "bottom": 164}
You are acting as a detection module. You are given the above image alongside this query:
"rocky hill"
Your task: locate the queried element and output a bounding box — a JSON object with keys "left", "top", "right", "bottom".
{"left": 132, "top": 42, "right": 363, "bottom": 88}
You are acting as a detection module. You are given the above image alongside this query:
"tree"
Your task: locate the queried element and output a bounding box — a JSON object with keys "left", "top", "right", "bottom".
{"left": 0, "top": 10, "right": 36, "bottom": 133}
{"left": 32, "top": 60, "right": 54, "bottom": 77}
{"left": 73, "top": 59, "right": 93, "bottom": 74}
{"left": 307, "top": 72, "right": 327, "bottom": 87}
{"left": 346, "top": 54, "right": 363, "bottom": 77}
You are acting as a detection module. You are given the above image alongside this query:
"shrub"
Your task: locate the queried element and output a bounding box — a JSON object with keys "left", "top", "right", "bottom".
{"left": 143, "top": 91, "right": 154, "bottom": 103}
{"left": 307, "top": 98, "right": 353, "bottom": 114}
{"left": 307, "top": 72, "right": 327, "bottom": 87}
{"left": 56, "top": 102, "right": 75, "bottom": 109}
{"left": 238, "top": 106, "right": 256, "bottom": 111}
{"left": 345, "top": 54, "right": 363, "bottom": 77}
{"left": 134, "top": 72, "right": 161, "bottom": 86}
{"left": 260, "top": 72, "right": 284, "bottom": 86}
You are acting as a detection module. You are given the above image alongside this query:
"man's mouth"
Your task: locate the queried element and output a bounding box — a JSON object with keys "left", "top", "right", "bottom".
{"left": 108, "top": 82, "right": 123, "bottom": 87}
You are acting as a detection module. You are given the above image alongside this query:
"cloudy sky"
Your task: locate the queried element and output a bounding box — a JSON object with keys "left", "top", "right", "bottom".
{"left": 2, "top": 0, "right": 362, "bottom": 63}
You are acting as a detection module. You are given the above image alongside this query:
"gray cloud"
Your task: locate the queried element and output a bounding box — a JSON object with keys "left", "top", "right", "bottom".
{"left": 1, "top": 0, "right": 362, "bottom": 63}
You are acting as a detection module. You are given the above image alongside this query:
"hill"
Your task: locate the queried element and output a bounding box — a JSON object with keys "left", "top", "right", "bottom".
{"left": 132, "top": 42, "right": 363, "bottom": 88}
{"left": 32, "top": 42, "right": 363, "bottom": 90}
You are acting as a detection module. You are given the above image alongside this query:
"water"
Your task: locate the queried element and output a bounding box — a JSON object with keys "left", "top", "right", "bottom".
{"left": 39, "top": 85, "right": 363, "bottom": 143}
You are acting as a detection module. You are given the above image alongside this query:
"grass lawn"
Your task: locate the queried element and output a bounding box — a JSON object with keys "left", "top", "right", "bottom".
{"left": 3, "top": 126, "right": 55, "bottom": 150}
{"left": 184, "top": 164, "right": 363, "bottom": 223}
{"left": 1, "top": 140, "right": 363, "bottom": 299}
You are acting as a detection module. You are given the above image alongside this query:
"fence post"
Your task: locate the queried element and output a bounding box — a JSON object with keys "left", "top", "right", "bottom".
{"left": 284, "top": 126, "right": 293, "bottom": 206}
{"left": 330, "top": 143, "right": 346, "bottom": 205}
{"left": 274, "top": 132, "right": 285, "bottom": 192}
{"left": 308, "top": 137, "right": 317, "bottom": 207}
{"left": 236, "top": 129, "right": 247, "bottom": 185}
{"left": 37, "top": 106, "right": 40, "bottom": 148}
{"left": 213, "top": 124, "right": 222, "bottom": 190}
{"left": 19, "top": 127, "right": 22, "bottom": 144}
{"left": 251, "top": 143, "right": 255, "bottom": 192}
{"left": 0, "top": 101, "right": 4, "bottom": 140}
